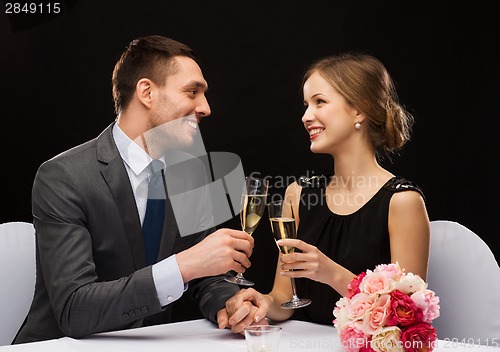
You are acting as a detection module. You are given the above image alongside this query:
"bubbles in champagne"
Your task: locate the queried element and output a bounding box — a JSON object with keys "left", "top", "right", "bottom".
{"left": 241, "top": 194, "right": 267, "bottom": 234}
{"left": 270, "top": 217, "right": 296, "bottom": 254}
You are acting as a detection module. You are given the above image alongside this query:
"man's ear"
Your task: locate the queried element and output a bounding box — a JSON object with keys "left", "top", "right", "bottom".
{"left": 136, "top": 78, "right": 154, "bottom": 109}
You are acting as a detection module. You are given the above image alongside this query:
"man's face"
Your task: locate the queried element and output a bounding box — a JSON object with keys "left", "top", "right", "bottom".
{"left": 145, "top": 56, "right": 211, "bottom": 155}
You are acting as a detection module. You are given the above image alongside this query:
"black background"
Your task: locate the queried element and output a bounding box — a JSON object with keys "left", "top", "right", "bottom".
{"left": 2, "top": 0, "right": 499, "bottom": 321}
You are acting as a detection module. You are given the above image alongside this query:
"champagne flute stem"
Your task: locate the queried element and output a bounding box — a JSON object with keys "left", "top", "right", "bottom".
{"left": 290, "top": 277, "right": 299, "bottom": 301}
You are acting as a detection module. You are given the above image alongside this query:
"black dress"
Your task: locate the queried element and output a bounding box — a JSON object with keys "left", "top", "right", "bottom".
{"left": 292, "top": 176, "right": 424, "bottom": 325}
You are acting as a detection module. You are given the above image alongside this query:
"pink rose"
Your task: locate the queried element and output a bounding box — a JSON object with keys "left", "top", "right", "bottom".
{"left": 362, "top": 294, "right": 391, "bottom": 335}
{"left": 360, "top": 272, "right": 396, "bottom": 295}
{"left": 401, "top": 322, "right": 437, "bottom": 352}
{"left": 347, "top": 272, "right": 367, "bottom": 299}
{"left": 386, "top": 290, "right": 423, "bottom": 327}
{"left": 348, "top": 293, "right": 376, "bottom": 321}
{"left": 374, "top": 263, "right": 403, "bottom": 280}
{"left": 411, "top": 290, "right": 440, "bottom": 323}
{"left": 340, "top": 323, "right": 369, "bottom": 352}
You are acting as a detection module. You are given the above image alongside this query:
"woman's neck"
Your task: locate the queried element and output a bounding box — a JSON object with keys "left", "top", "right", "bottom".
{"left": 330, "top": 150, "right": 387, "bottom": 192}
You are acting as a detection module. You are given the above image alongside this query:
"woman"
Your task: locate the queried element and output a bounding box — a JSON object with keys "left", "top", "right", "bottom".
{"left": 220, "top": 53, "right": 430, "bottom": 330}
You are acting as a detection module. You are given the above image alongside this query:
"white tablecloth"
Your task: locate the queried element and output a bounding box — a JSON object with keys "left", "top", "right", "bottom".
{"left": 2, "top": 319, "right": 499, "bottom": 352}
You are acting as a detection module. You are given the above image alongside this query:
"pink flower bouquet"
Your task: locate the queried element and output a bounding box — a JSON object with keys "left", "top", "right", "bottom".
{"left": 334, "top": 263, "right": 440, "bottom": 352}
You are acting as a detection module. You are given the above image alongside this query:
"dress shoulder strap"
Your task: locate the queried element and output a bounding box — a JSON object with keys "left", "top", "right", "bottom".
{"left": 383, "top": 176, "right": 426, "bottom": 201}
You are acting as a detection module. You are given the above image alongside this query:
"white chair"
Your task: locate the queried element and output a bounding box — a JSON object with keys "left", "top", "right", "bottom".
{"left": 428, "top": 220, "right": 500, "bottom": 343}
{"left": 0, "top": 222, "right": 36, "bottom": 346}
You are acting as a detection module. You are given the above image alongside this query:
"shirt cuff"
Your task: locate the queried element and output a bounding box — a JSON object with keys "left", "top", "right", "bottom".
{"left": 152, "top": 254, "right": 186, "bottom": 307}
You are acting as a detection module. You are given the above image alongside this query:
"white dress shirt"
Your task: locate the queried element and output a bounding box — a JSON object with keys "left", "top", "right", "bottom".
{"left": 112, "top": 123, "right": 186, "bottom": 307}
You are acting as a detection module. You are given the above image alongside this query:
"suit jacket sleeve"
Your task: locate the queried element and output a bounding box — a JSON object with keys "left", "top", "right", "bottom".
{"left": 188, "top": 273, "right": 239, "bottom": 323}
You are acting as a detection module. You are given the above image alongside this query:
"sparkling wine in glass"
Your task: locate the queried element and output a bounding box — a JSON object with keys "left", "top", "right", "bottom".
{"left": 268, "top": 200, "right": 311, "bottom": 309}
{"left": 225, "top": 176, "right": 268, "bottom": 286}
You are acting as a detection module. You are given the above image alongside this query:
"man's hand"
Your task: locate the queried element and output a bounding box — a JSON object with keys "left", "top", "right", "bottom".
{"left": 176, "top": 229, "right": 254, "bottom": 283}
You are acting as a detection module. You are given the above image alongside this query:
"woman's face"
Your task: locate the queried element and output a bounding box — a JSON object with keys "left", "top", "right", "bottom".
{"left": 302, "top": 71, "right": 359, "bottom": 154}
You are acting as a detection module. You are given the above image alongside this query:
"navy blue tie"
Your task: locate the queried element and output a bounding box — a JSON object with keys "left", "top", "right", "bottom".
{"left": 142, "top": 160, "right": 166, "bottom": 266}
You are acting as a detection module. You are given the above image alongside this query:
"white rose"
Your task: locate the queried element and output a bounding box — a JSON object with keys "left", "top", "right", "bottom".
{"left": 395, "top": 273, "right": 427, "bottom": 294}
{"left": 371, "top": 326, "right": 403, "bottom": 352}
{"left": 333, "top": 297, "right": 351, "bottom": 329}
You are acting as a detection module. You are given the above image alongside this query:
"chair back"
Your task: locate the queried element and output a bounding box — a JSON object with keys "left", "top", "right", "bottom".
{"left": 0, "top": 222, "right": 36, "bottom": 346}
{"left": 428, "top": 220, "right": 500, "bottom": 342}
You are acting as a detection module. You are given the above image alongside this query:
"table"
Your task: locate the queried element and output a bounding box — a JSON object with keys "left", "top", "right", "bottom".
{"left": 2, "top": 319, "right": 499, "bottom": 352}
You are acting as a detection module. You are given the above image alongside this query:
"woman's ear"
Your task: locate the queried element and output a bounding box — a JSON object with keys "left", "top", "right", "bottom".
{"left": 136, "top": 78, "right": 154, "bottom": 109}
{"left": 355, "top": 110, "right": 367, "bottom": 123}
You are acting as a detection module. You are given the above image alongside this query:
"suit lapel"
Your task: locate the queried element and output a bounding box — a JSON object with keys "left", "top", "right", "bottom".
{"left": 96, "top": 123, "right": 146, "bottom": 269}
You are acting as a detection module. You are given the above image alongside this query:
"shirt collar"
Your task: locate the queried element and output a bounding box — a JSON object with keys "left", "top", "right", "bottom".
{"left": 112, "top": 123, "right": 153, "bottom": 176}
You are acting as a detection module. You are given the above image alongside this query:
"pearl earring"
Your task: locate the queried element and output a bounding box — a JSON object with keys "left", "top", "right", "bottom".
{"left": 354, "top": 122, "right": 361, "bottom": 130}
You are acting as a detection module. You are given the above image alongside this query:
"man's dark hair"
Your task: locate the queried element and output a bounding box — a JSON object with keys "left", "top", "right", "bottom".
{"left": 112, "top": 35, "right": 198, "bottom": 115}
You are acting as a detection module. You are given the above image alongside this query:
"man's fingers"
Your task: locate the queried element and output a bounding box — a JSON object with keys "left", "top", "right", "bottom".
{"left": 231, "top": 238, "right": 253, "bottom": 258}
{"left": 221, "top": 229, "right": 254, "bottom": 246}
{"left": 217, "top": 309, "right": 229, "bottom": 329}
{"left": 233, "top": 250, "right": 251, "bottom": 269}
{"left": 226, "top": 229, "right": 255, "bottom": 255}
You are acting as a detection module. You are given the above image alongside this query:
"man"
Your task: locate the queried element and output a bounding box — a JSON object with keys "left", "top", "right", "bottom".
{"left": 14, "top": 35, "right": 255, "bottom": 343}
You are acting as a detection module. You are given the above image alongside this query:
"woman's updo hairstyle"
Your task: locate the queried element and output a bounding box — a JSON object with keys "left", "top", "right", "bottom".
{"left": 303, "top": 53, "right": 414, "bottom": 156}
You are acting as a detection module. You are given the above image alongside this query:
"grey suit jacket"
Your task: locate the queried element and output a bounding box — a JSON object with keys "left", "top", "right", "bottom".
{"left": 14, "top": 123, "right": 238, "bottom": 343}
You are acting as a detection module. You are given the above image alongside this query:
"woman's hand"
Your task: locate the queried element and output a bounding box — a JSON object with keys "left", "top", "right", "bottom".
{"left": 217, "top": 288, "right": 271, "bottom": 334}
{"left": 277, "top": 238, "right": 336, "bottom": 287}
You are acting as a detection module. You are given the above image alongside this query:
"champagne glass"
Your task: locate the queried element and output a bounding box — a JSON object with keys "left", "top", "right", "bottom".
{"left": 268, "top": 200, "right": 311, "bottom": 309}
{"left": 225, "top": 176, "right": 268, "bottom": 286}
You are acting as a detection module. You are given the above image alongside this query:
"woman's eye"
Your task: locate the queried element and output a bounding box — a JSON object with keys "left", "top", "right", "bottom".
{"left": 316, "top": 99, "right": 325, "bottom": 105}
